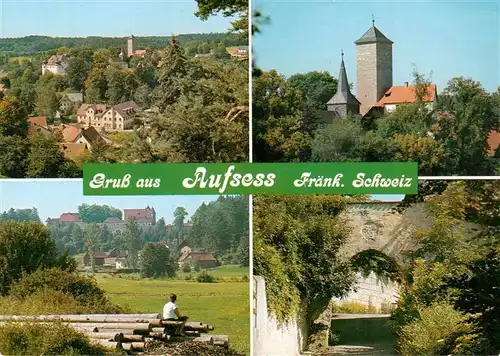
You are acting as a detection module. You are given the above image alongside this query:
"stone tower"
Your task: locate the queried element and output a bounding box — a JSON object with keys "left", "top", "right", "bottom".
{"left": 127, "top": 35, "right": 135, "bottom": 57}
{"left": 355, "top": 19, "right": 393, "bottom": 115}
{"left": 326, "top": 51, "right": 360, "bottom": 117}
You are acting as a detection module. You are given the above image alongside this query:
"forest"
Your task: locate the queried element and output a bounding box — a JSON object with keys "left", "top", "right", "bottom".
{"left": 0, "top": 33, "right": 244, "bottom": 56}
{"left": 253, "top": 70, "right": 500, "bottom": 175}
{"left": 0, "top": 195, "right": 249, "bottom": 268}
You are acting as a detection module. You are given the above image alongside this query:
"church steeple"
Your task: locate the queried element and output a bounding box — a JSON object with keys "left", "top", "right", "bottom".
{"left": 326, "top": 51, "right": 360, "bottom": 117}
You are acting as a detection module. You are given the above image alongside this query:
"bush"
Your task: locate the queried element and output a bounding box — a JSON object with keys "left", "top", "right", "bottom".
{"left": 0, "top": 322, "right": 107, "bottom": 355}
{"left": 196, "top": 271, "right": 216, "bottom": 283}
{"left": 181, "top": 263, "right": 191, "bottom": 273}
{"left": 0, "top": 221, "right": 76, "bottom": 295}
{"left": 194, "top": 262, "right": 201, "bottom": 272}
{"left": 332, "top": 301, "right": 377, "bottom": 314}
{"left": 397, "top": 303, "right": 471, "bottom": 356}
{"left": 9, "top": 268, "right": 121, "bottom": 313}
{"left": 0, "top": 288, "right": 82, "bottom": 315}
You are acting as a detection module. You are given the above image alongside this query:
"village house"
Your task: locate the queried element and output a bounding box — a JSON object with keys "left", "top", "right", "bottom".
{"left": 226, "top": 46, "right": 249, "bottom": 60}
{"left": 76, "top": 101, "right": 139, "bottom": 131}
{"left": 42, "top": 54, "right": 71, "bottom": 75}
{"left": 59, "top": 93, "right": 83, "bottom": 113}
{"left": 179, "top": 250, "right": 217, "bottom": 269}
{"left": 83, "top": 251, "right": 107, "bottom": 267}
{"left": 46, "top": 212, "right": 84, "bottom": 228}
{"left": 124, "top": 206, "right": 156, "bottom": 225}
{"left": 27, "top": 116, "right": 52, "bottom": 138}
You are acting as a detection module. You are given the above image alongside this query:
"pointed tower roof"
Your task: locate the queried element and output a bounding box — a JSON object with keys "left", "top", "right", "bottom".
{"left": 354, "top": 17, "right": 393, "bottom": 45}
{"left": 326, "top": 52, "right": 360, "bottom": 106}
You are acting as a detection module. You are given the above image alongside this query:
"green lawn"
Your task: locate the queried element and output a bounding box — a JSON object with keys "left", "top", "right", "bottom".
{"left": 95, "top": 268, "right": 250, "bottom": 354}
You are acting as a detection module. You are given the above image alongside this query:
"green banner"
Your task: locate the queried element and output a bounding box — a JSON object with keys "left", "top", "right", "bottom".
{"left": 82, "top": 163, "right": 418, "bottom": 195}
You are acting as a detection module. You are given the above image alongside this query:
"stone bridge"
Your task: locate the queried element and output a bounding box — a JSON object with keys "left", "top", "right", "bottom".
{"left": 333, "top": 202, "right": 483, "bottom": 309}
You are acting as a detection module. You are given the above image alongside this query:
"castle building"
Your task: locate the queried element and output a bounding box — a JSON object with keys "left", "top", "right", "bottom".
{"left": 355, "top": 19, "right": 393, "bottom": 116}
{"left": 42, "top": 54, "right": 71, "bottom": 75}
{"left": 128, "top": 35, "right": 135, "bottom": 58}
{"left": 323, "top": 18, "right": 438, "bottom": 120}
{"left": 325, "top": 51, "right": 360, "bottom": 117}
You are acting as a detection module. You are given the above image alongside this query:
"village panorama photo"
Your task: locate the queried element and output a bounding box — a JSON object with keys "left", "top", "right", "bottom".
{"left": 0, "top": 179, "right": 250, "bottom": 355}
{"left": 0, "top": 0, "right": 249, "bottom": 178}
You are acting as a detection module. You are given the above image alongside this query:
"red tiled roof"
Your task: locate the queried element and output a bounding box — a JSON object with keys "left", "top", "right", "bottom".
{"left": 60, "top": 143, "right": 87, "bottom": 161}
{"left": 28, "top": 116, "right": 48, "bottom": 128}
{"left": 124, "top": 207, "right": 154, "bottom": 221}
{"left": 488, "top": 130, "right": 500, "bottom": 156}
{"left": 59, "top": 124, "right": 81, "bottom": 143}
{"left": 373, "top": 84, "right": 437, "bottom": 107}
{"left": 59, "top": 212, "right": 81, "bottom": 222}
{"left": 186, "top": 252, "right": 216, "bottom": 262}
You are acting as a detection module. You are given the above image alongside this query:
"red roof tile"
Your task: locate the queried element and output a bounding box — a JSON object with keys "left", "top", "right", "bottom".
{"left": 373, "top": 84, "right": 437, "bottom": 107}
{"left": 59, "top": 212, "right": 81, "bottom": 222}
{"left": 28, "top": 116, "right": 48, "bottom": 128}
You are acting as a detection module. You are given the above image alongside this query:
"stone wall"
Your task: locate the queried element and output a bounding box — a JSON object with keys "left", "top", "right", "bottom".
{"left": 335, "top": 202, "right": 483, "bottom": 308}
{"left": 253, "top": 276, "right": 308, "bottom": 356}
{"left": 356, "top": 42, "right": 393, "bottom": 115}
{"left": 356, "top": 43, "right": 378, "bottom": 115}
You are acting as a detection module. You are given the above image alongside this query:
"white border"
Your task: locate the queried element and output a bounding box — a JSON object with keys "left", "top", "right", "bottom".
{"left": 248, "top": 2, "right": 254, "bottom": 355}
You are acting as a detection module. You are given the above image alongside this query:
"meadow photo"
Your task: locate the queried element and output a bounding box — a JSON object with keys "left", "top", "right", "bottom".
{"left": 0, "top": 180, "right": 249, "bottom": 355}
{"left": 253, "top": 1, "right": 499, "bottom": 175}
{"left": 0, "top": 0, "right": 249, "bottom": 179}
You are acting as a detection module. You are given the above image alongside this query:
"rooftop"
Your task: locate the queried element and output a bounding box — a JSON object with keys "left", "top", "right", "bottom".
{"left": 373, "top": 84, "right": 437, "bottom": 107}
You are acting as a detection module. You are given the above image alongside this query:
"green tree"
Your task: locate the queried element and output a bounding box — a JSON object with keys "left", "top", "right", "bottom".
{"left": 26, "top": 134, "right": 67, "bottom": 178}
{"left": 139, "top": 243, "right": 177, "bottom": 278}
{"left": 84, "top": 224, "right": 101, "bottom": 270}
{"left": 0, "top": 135, "right": 29, "bottom": 177}
{"left": 0, "top": 220, "right": 75, "bottom": 295}
{"left": 123, "top": 218, "right": 142, "bottom": 268}
{"left": 195, "top": 0, "right": 248, "bottom": 37}
{"left": 0, "top": 208, "right": 40, "bottom": 222}
{"left": 77, "top": 204, "right": 122, "bottom": 223}
{"left": 156, "top": 36, "right": 188, "bottom": 111}
{"left": 0, "top": 96, "right": 29, "bottom": 136}
{"left": 173, "top": 206, "right": 188, "bottom": 250}
{"left": 67, "top": 47, "right": 93, "bottom": 91}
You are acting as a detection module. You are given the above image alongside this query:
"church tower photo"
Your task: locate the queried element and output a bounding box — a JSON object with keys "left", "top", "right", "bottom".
{"left": 355, "top": 18, "right": 393, "bottom": 116}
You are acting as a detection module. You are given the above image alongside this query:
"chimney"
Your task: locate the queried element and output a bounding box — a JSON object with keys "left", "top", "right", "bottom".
{"left": 404, "top": 82, "right": 409, "bottom": 87}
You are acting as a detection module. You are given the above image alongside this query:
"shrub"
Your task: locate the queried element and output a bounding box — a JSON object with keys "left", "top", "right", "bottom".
{"left": 196, "top": 271, "right": 216, "bottom": 283}
{"left": 9, "top": 268, "right": 121, "bottom": 313}
{"left": 397, "top": 303, "right": 471, "bottom": 356}
{"left": 181, "top": 263, "right": 191, "bottom": 273}
{"left": 194, "top": 262, "right": 201, "bottom": 272}
{"left": 0, "top": 288, "right": 83, "bottom": 315}
{"left": 332, "top": 301, "right": 377, "bottom": 314}
{"left": 0, "top": 322, "right": 107, "bottom": 355}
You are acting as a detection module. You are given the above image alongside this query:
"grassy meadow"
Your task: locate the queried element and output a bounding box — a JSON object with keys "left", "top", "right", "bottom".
{"left": 93, "top": 266, "right": 250, "bottom": 354}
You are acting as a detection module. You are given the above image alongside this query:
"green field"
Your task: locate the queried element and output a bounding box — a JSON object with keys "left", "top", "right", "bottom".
{"left": 94, "top": 266, "right": 250, "bottom": 354}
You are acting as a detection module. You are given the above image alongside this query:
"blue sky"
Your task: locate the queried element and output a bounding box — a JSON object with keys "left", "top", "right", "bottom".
{"left": 0, "top": 180, "right": 220, "bottom": 223}
{"left": 0, "top": 179, "right": 403, "bottom": 222}
{"left": 0, "top": 0, "right": 234, "bottom": 37}
{"left": 253, "top": 0, "right": 499, "bottom": 93}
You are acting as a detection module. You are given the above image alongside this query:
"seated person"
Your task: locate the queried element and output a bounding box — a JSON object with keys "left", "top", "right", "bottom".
{"left": 163, "top": 293, "right": 188, "bottom": 335}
